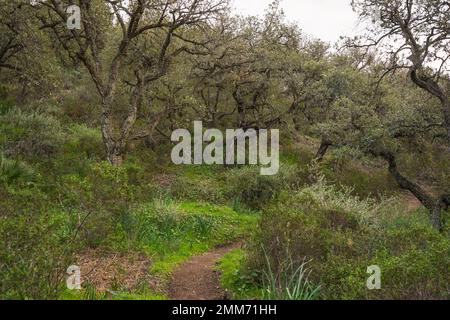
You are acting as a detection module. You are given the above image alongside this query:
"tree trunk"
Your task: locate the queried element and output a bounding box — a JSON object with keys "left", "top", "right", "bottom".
{"left": 233, "top": 88, "right": 246, "bottom": 128}
{"left": 109, "top": 153, "right": 124, "bottom": 166}
{"left": 100, "top": 77, "right": 143, "bottom": 166}
{"left": 430, "top": 206, "right": 443, "bottom": 231}
{"left": 315, "top": 139, "right": 332, "bottom": 161}
{"left": 443, "top": 100, "right": 450, "bottom": 151}
{"left": 104, "top": 139, "right": 125, "bottom": 167}
{"left": 372, "top": 149, "right": 446, "bottom": 231}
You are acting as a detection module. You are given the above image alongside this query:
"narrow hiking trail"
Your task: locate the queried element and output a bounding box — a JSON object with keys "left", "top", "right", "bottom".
{"left": 168, "top": 242, "right": 242, "bottom": 300}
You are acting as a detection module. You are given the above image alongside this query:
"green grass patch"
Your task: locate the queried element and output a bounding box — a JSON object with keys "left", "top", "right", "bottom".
{"left": 217, "top": 249, "right": 261, "bottom": 300}
{"left": 130, "top": 201, "right": 258, "bottom": 276}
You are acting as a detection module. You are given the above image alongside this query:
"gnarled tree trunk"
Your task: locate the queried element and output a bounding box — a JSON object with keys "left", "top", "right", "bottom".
{"left": 372, "top": 149, "right": 449, "bottom": 231}
{"left": 315, "top": 139, "right": 332, "bottom": 162}
{"left": 410, "top": 70, "right": 450, "bottom": 151}
{"left": 101, "top": 75, "right": 144, "bottom": 166}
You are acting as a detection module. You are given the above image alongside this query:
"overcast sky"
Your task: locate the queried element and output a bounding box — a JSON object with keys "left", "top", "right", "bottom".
{"left": 232, "top": 0, "right": 363, "bottom": 44}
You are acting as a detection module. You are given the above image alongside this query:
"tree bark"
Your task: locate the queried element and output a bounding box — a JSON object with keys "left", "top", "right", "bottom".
{"left": 315, "top": 139, "right": 332, "bottom": 161}
{"left": 372, "top": 149, "right": 448, "bottom": 231}
{"left": 233, "top": 87, "right": 247, "bottom": 128}
{"left": 442, "top": 100, "right": 450, "bottom": 151}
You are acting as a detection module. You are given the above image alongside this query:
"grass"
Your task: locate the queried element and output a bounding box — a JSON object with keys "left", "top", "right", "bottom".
{"left": 217, "top": 249, "right": 262, "bottom": 300}
{"left": 145, "top": 201, "right": 259, "bottom": 276}
{"left": 261, "top": 252, "right": 321, "bottom": 300}
{"left": 217, "top": 248, "right": 322, "bottom": 301}
{"left": 57, "top": 196, "right": 260, "bottom": 300}
{"left": 2, "top": 106, "right": 447, "bottom": 300}
{"left": 59, "top": 286, "right": 167, "bottom": 300}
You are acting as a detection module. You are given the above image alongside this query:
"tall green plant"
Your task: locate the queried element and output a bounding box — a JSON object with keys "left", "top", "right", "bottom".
{"left": 261, "top": 248, "right": 321, "bottom": 300}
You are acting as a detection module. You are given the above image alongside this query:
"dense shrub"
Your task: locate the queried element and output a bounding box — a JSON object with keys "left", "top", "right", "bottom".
{"left": 60, "top": 86, "right": 101, "bottom": 125}
{"left": 320, "top": 149, "right": 399, "bottom": 199}
{"left": 0, "top": 107, "right": 65, "bottom": 158}
{"left": 0, "top": 154, "right": 37, "bottom": 184}
{"left": 0, "top": 188, "right": 75, "bottom": 300}
{"left": 65, "top": 124, "right": 104, "bottom": 160}
{"left": 246, "top": 180, "right": 450, "bottom": 300}
{"left": 55, "top": 161, "right": 142, "bottom": 249}
{"left": 320, "top": 224, "right": 450, "bottom": 300}
{"left": 169, "top": 175, "right": 226, "bottom": 204}
{"left": 223, "top": 164, "right": 304, "bottom": 209}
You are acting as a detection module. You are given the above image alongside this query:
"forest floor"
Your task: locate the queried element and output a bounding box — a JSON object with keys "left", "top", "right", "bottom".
{"left": 43, "top": 166, "right": 448, "bottom": 302}
{"left": 168, "top": 242, "right": 242, "bottom": 300}
{"left": 65, "top": 191, "right": 424, "bottom": 301}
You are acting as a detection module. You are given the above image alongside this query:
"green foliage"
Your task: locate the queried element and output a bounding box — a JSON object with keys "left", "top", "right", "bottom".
{"left": 223, "top": 164, "right": 302, "bottom": 209}
{"left": 90, "top": 161, "right": 135, "bottom": 201}
{"left": 0, "top": 195, "right": 75, "bottom": 300}
{"left": 0, "top": 97, "right": 14, "bottom": 115}
{"left": 129, "top": 200, "right": 258, "bottom": 274}
{"left": 320, "top": 148, "right": 399, "bottom": 198}
{"left": 65, "top": 124, "right": 104, "bottom": 160}
{"left": 0, "top": 155, "right": 36, "bottom": 184}
{"left": 321, "top": 224, "right": 450, "bottom": 300}
{"left": 244, "top": 179, "right": 450, "bottom": 300}
{"left": 60, "top": 86, "right": 101, "bottom": 125}
{"left": 1, "top": 0, "right": 449, "bottom": 301}
{"left": 0, "top": 107, "right": 65, "bottom": 158}
{"left": 217, "top": 249, "right": 261, "bottom": 300}
{"left": 169, "top": 174, "right": 226, "bottom": 204}
{"left": 261, "top": 252, "right": 321, "bottom": 300}
{"left": 55, "top": 161, "right": 145, "bottom": 249}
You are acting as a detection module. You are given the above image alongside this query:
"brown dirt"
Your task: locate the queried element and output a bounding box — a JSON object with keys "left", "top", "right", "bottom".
{"left": 76, "top": 250, "right": 159, "bottom": 292}
{"left": 400, "top": 191, "right": 423, "bottom": 212}
{"left": 168, "top": 242, "right": 242, "bottom": 300}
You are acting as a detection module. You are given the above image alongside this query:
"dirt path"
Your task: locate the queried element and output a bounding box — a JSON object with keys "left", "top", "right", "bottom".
{"left": 169, "top": 242, "right": 242, "bottom": 300}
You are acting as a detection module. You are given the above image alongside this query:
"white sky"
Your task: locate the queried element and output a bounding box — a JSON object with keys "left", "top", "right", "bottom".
{"left": 232, "top": 0, "right": 363, "bottom": 44}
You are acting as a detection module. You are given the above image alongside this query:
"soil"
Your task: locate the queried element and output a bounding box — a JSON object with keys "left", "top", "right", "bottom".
{"left": 401, "top": 191, "right": 423, "bottom": 211}
{"left": 168, "top": 242, "right": 242, "bottom": 300}
{"left": 76, "top": 249, "right": 159, "bottom": 292}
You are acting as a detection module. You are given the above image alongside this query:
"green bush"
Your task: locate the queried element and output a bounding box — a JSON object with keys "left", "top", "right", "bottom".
{"left": 320, "top": 225, "right": 450, "bottom": 300}
{"left": 0, "top": 190, "right": 75, "bottom": 300}
{"left": 223, "top": 164, "right": 303, "bottom": 209}
{"left": 169, "top": 175, "right": 226, "bottom": 204}
{"left": 0, "top": 107, "right": 65, "bottom": 158}
{"left": 320, "top": 150, "right": 399, "bottom": 199}
{"left": 245, "top": 180, "right": 450, "bottom": 300}
{"left": 0, "top": 155, "right": 36, "bottom": 184}
{"left": 60, "top": 86, "right": 101, "bottom": 125}
{"left": 55, "top": 161, "right": 142, "bottom": 249}
{"left": 65, "top": 124, "right": 104, "bottom": 160}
